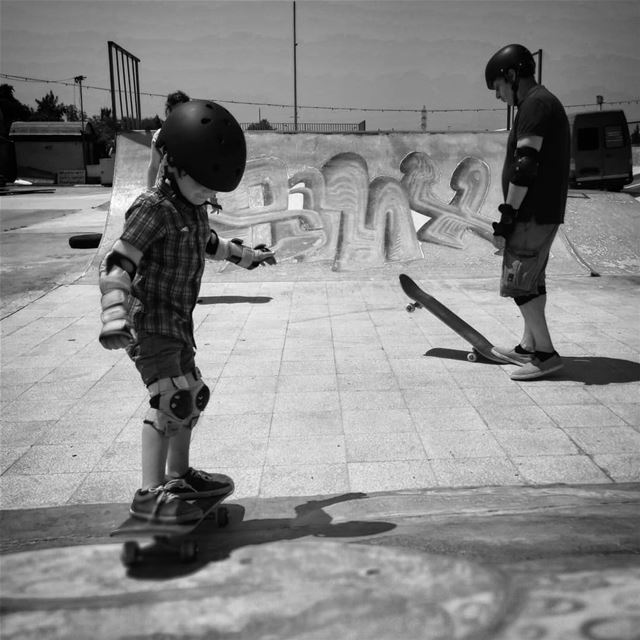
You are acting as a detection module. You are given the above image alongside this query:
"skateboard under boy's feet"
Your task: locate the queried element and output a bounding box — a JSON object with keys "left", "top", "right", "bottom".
{"left": 399, "top": 273, "right": 504, "bottom": 364}
{"left": 110, "top": 491, "right": 232, "bottom": 567}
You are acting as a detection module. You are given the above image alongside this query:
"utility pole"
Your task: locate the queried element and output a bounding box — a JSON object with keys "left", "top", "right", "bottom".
{"left": 74, "top": 75, "right": 87, "bottom": 170}
{"left": 293, "top": 1, "right": 298, "bottom": 132}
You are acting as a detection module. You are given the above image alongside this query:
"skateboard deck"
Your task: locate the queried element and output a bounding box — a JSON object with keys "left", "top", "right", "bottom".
{"left": 111, "top": 491, "right": 232, "bottom": 566}
{"left": 399, "top": 273, "right": 504, "bottom": 364}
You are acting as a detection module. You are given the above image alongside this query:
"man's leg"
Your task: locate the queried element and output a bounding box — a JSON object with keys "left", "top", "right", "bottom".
{"left": 519, "top": 293, "right": 554, "bottom": 353}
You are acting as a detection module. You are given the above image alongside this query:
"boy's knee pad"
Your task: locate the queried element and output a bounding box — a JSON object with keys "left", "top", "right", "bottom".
{"left": 144, "top": 375, "right": 193, "bottom": 437}
{"left": 184, "top": 368, "right": 210, "bottom": 431}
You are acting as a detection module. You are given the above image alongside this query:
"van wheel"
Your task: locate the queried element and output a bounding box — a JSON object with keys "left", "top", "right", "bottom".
{"left": 69, "top": 233, "right": 102, "bottom": 249}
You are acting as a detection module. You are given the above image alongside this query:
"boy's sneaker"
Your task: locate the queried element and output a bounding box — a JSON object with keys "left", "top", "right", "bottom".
{"left": 510, "top": 352, "right": 564, "bottom": 381}
{"left": 491, "top": 344, "right": 535, "bottom": 366}
{"left": 165, "top": 468, "right": 234, "bottom": 500}
{"left": 129, "top": 484, "right": 203, "bottom": 523}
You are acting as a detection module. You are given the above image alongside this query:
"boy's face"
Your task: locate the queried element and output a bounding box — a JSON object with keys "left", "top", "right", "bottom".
{"left": 173, "top": 171, "right": 217, "bottom": 206}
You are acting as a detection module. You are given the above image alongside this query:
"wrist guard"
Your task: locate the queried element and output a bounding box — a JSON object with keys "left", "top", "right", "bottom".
{"left": 492, "top": 203, "right": 517, "bottom": 238}
{"left": 207, "top": 234, "right": 276, "bottom": 270}
{"left": 98, "top": 250, "right": 135, "bottom": 349}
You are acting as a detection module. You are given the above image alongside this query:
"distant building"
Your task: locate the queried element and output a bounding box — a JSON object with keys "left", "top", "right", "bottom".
{"left": 8, "top": 121, "right": 98, "bottom": 184}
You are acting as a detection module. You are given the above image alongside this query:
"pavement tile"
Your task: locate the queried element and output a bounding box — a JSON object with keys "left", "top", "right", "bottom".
{"left": 345, "top": 432, "right": 426, "bottom": 463}
{"left": 412, "top": 406, "right": 487, "bottom": 432}
{"left": 420, "top": 429, "right": 505, "bottom": 459}
{"left": 185, "top": 439, "right": 268, "bottom": 469}
{"left": 340, "top": 389, "right": 406, "bottom": 412}
{"left": 213, "top": 375, "right": 279, "bottom": 395}
{"left": 430, "top": 457, "right": 522, "bottom": 487}
{"left": 266, "top": 435, "right": 346, "bottom": 465}
{"left": 1, "top": 446, "right": 30, "bottom": 474}
{"left": 341, "top": 409, "right": 415, "bottom": 434}
{"left": 94, "top": 441, "right": 143, "bottom": 472}
{"left": 591, "top": 454, "right": 640, "bottom": 482}
{"left": 0, "top": 420, "right": 54, "bottom": 447}
{"left": 463, "top": 386, "right": 534, "bottom": 408}
{"left": 270, "top": 411, "right": 342, "bottom": 438}
{"left": 513, "top": 455, "right": 612, "bottom": 484}
{"left": 348, "top": 460, "right": 437, "bottom": 492}
{"left": 608, "top": 403, "right": 640, "bottom": 426}
{"left": 522, "top": 386, "right": 600, "bottom": 406}
{"left": 337, "top": 372, "right": 400, "bottom": 391}
{"left": 5, "top": 443, "right": 108, "bottom": 475}
{"left": 260, "top": 463, "right": 349, "bottom": 498}
{"left": 492, "top": 428, "right": 580, "bottom": 457}
{"left": 196, "top": 413, "right": 272, "bottom": 441}
{"left": 564, "top": 425, "right": 640, "bottom": 454}
{"left": 0, "top": 473, "right": 88, "bottom": 509}
{"left": 403, "top": 386, "right": 472, "bottom": 410}
{"left": 587, "top": 384, "right": 640, "bottom": 405}
{"left": 278, "top": 374, "right": 338, "bottom": 393}
{"left": 476, "top": 405, "right": 557, "bottom": 430}
{"left": 69, "top": 470, "right": 140, "bottom": 504}
{"left": 543, "top": 404, "right": 628, "bottom": 428}
{"left": 274, "top": 390, "right": 340, "bottom": 413}
{"left": 209, "top": 390, "right": 276, "bottom": 415}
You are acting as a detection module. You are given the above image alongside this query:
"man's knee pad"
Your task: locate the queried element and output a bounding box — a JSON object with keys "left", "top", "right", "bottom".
{"left": 184, "top": 368, "right": 210, "bottom": 431}
{"left": 514, "top": 293, "right": 540, "bottom": 306}
{"left": 144, "top": 375, "right": 193, "bottom": 437}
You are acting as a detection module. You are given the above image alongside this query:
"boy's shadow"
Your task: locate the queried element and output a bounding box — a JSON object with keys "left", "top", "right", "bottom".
{"left": 197, "top": 295, "right": 272, "bottom": 305}
{"left": 426, "top": 349, "right": 640, "bottom": 385}
{"left": 129, "top": 492, "right": 395, "bottom": 579}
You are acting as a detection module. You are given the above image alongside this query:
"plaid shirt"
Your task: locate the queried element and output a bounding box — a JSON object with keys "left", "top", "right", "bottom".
{"left": 120, "top": 182, "right": 210, "bottom": 347}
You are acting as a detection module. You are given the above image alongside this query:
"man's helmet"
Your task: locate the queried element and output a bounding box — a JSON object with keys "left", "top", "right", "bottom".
{"left": 162, "top": 100, "right": 246, "bottom": 192}
{"left": 485, "top": 44, "right": 535, "bottom": 90}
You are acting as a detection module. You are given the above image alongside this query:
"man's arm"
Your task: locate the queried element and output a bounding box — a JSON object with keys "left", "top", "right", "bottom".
{"left": 504, "top": 135, "right": 543, "bottom": 210}
{"left": 146, "top": 145, "right": 162, "bottom": 189}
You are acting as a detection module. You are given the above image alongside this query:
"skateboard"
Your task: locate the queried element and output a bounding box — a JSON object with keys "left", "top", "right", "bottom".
{"left": 110, "top": 491, "right": 232, "bottom": 567}
{"left": 399, "top": 273, "right": 504, "bottom": 364}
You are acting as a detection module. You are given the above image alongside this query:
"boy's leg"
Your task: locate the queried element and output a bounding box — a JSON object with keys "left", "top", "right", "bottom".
{"left": 519, "top": 294, "right": 554, "bottom": 353}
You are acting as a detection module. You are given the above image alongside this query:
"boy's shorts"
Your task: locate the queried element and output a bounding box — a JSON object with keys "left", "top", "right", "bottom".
{"left": 127, "top": 334, "right": 195, "bottom": 387}
{"left": 500, "top": 221, "right": 559, "bottom": 298}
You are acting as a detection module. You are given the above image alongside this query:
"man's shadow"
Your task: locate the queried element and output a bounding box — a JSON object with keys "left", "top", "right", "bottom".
{"left": 129, "top": 493, "right": 395, "bottom": 579}
{"left": 425, "top": 349, "right": 640, "bottom": 385}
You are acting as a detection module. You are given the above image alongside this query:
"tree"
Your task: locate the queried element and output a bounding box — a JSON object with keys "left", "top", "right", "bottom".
{"left": 247, "top": 118, "right": 274, "bottom": 131}
{"left": 631, "top": 125, "right": 640, "bottom": 145}
{"left": 88, "top": 107, "right": 117, "bottom": 158}
{"left": 33, "top": 90, "right": 66, "bottom": 121}
{"left": 0, "top": 84, "right": 33, "bottom": 135}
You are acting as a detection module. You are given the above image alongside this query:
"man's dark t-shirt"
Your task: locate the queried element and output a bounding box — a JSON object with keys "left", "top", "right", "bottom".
{"left": 502, "top": 85, "right": 570, "bottom": 223}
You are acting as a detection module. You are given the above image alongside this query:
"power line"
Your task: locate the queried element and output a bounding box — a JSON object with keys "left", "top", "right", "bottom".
{"left": 2, "top": 72, "right": 639, "bottom": 115}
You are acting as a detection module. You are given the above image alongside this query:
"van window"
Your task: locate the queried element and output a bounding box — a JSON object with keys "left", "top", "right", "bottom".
{"left": 604, "top": 126, "right": 624, "bottom": 148}
{"left": 577, "top": 127, "right": 599, "bottom": 151}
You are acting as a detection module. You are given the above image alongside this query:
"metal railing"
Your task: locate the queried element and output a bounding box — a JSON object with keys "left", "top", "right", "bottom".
{"left": 242, "top": 121, "right": 366, "bottom": 133}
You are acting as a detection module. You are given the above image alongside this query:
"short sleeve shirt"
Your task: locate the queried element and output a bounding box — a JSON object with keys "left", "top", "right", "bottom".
{"left": 502, "top": 85, "right": 570, "bottom": 223}
{"left": 120, "top": 182, "right": 210, "bottom": 346}
{"left": 151, "top": 128, "right": 167, "bottom": 188}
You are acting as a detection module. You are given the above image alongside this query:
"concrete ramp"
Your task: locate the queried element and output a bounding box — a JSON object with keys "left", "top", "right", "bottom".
{"left": 87, "top": 131, "right": 152, "bottom": 275}
{"left": 88, "top": 130, "right": 639, "bottom": 282}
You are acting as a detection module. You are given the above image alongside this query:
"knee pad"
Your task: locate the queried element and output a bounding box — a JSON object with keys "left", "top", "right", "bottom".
{"left": 184, "top": 368, "right": 210, "bottom": 431}
{"left": 514, "top": 293, "right": 540, "bottom": 306}
{"left": 144, "top": 375, "right": 193, "bottom": 437}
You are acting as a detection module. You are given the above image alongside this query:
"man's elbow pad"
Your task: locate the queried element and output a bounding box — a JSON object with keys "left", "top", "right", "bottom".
{"left": 510, "top": 146, "right": 539, "bottom": 187}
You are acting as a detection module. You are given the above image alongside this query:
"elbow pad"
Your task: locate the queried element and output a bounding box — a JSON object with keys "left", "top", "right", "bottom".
{"left": 510, "top": 146, "right": 539, "bottom": 187}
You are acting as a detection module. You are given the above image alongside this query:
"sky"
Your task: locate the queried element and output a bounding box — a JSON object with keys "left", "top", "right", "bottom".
{"left": 1, "top": 0, "right": 639, "bottom": 132}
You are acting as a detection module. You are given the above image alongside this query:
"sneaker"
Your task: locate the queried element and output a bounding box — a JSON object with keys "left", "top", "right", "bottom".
{"left": 165, "top": 468, "right": 234, "bottom": 500}
{"left": 510, "top": 352, "right": 564, "bottom": 381}
{"left": 129, "top": 484, "right": 203, "bottom": 524}
{"left": 491, "top": 344, "right": 535, "bottom": 366}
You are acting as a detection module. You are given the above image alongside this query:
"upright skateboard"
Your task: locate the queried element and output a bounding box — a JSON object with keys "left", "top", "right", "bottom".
{"left": 399, "top": 273, "right": 503, "bottom": 363}
{"left": 111, "top": 491, "right": 232, "bottom": 567}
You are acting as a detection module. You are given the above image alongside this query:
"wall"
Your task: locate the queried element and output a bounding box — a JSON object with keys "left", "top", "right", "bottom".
{"left": 212, "top": 131, "right": 508, "bottom": 271}
{"left": 14, "top": 139, "right": 85, "bottom": 180}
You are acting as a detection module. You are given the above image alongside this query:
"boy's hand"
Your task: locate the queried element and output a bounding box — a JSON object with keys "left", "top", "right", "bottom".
{"left": 99, "top": 323, "right": 134, "bottom": 350}
{"left": 248, "top": 243, "right": 277, "bottom": 269}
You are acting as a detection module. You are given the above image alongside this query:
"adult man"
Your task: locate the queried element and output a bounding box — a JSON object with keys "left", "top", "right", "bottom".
{"left": 485, "top": 44, "right": 570, "bottom": 380}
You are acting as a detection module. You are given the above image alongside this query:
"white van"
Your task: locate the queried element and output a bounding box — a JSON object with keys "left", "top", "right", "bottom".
{"left": 569, "top": 110, "right": 633, "bottom": 191}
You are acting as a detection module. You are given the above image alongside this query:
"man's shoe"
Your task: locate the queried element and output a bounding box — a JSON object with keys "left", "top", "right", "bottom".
{"left": 510, "top": 352, "right": 564, "bottom": 381}
{"left": 129, "top": 485, "right": 203, "bottom": 523}
{"left": 491, "top": 344, "right": 535, "bottom": 366}
{"left": 165, "top": 468, "right": 234, "bottom": 500}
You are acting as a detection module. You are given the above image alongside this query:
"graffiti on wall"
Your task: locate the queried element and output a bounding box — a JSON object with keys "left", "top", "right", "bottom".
{"left": 213, "top": 150, "right": 492, "bottom": 271}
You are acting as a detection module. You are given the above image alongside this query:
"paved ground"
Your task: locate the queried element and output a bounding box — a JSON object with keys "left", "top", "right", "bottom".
{"left": 1, "top": 186, "right": 639, "bottom": 639}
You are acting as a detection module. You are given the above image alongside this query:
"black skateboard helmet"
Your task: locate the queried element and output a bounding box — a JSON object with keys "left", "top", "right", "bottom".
{"left": 485, "top": 44, "right": 536, "bottom": 90}
{"left": 162, "top": 100, "right": 246, "bottom": 192}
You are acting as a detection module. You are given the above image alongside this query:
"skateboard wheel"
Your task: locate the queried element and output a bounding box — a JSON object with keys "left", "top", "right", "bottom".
{"left": 217, "top": 506, "right": 230, "bottom": 527}
{"left": 121, "top": 541, "right": 141, "bottom": 567}
{"left": 467, "top": 352, "right": 478, "bottom": 362}
{"left": 179, "top": 540, "right": 198, "bottom": 563}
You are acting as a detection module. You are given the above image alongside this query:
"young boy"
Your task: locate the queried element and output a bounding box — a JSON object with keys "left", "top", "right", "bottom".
{"left": 99, "top": 100, "right": 276, "bottom": 523}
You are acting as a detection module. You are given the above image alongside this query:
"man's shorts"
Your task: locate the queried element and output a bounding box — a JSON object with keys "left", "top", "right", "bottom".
{"left": 127, "top": 334, "right": 195, "bottom": 387}
{"left": 500, "top": 221, "right": 559, "bottom": 298}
